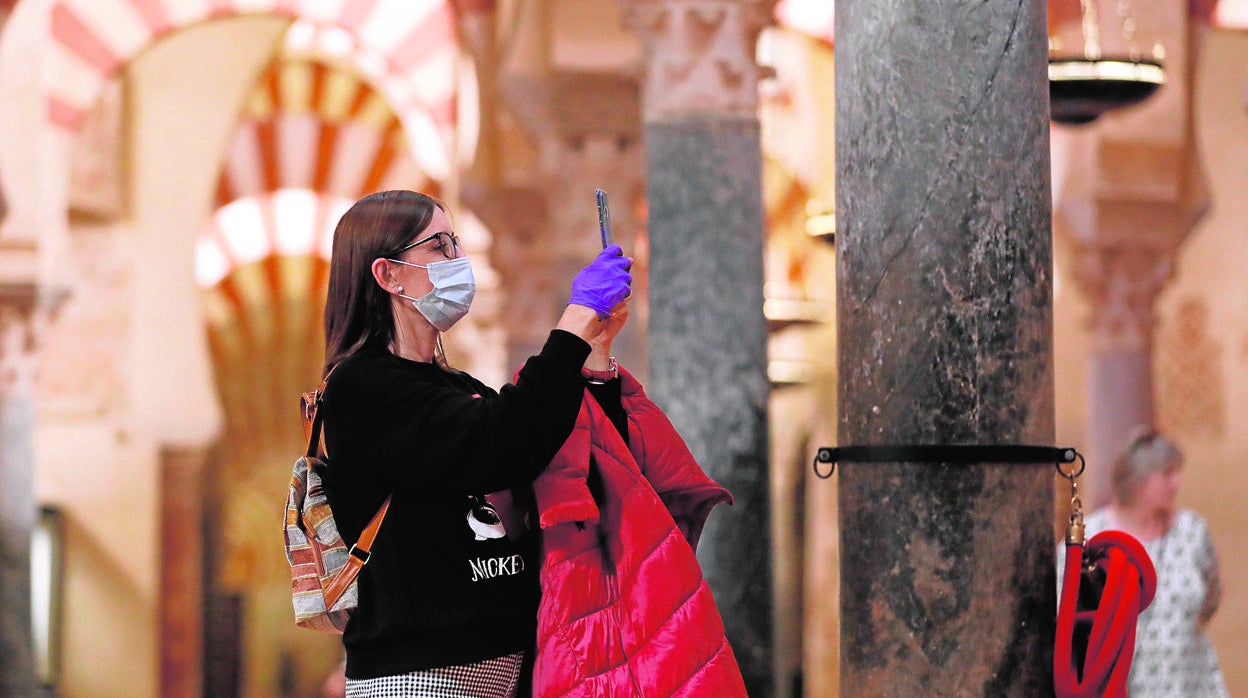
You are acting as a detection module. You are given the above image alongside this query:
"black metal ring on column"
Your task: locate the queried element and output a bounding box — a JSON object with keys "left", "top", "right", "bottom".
{"left": 812, "top": 444, "right": 1081, "bottom": 479}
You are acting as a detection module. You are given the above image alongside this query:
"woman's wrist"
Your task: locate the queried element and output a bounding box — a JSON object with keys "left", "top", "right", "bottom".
{"left": 556, "top": 304, "right": 602, "bottom": 344}
{"left": 582, "top": 356, "right": 618, "bottom": 384}
{"left": 583, "top": 340, "right": 614, "bottom": 370}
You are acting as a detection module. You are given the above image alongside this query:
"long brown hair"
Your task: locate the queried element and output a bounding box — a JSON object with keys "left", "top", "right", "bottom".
{"left": 323, "top": 190, "right": 443, "bottom": 373}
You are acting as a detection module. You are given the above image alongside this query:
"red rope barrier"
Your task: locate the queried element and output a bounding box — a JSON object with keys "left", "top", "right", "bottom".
{"left": 1054, "top": 530, "right": 1157, "bottom": 698}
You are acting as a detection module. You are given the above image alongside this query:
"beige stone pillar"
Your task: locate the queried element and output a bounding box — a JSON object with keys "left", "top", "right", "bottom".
{"left": 1064, "top": 214, "right": 1200, "bottom": 507}
{"left": 1053, "top": 0, "right": 1211, "bottom": 509}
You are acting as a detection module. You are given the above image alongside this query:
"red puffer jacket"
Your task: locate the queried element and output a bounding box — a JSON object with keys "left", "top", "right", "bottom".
{"left": 530, "top": 366, "right": 747, "bottom": 697}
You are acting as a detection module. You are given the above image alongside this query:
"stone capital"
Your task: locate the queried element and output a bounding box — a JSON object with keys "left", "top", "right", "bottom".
{"left": 0, "top": 300, "right": 37, "bottom": 401}
{"left": 620, "top": 0, "right": 776, "bottom": 120}
{"left": 1054, "top": 180, "right": 1207, "bottom": 365}
{"left": 1071, "top": 245, "right": 1173, "bottom": 351}
{"left": 0, "top": 243, "right": 64, "bottom": 399}
{"left": 1058, "top": 180, "right": 1208, "bottom": 352}
{"left": 1055, "top": 132, "right": 1209, "bottom": 353}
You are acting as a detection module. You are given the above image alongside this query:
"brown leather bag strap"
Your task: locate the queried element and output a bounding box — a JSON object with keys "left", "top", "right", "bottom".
{"left": 303, "top": 365, "right": 341, "bottom": 459}
{"left": 307, "top": 363, "right": 393, "bottom": 610}
{"left": 323, "top": 494, "right": 393, "bottom": 609}
{"left": 354, "top": 495, "right": 392, "bottom": 551}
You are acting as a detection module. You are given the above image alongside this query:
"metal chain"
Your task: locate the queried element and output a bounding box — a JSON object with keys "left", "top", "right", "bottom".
{"left": 1057, "top": 453, "right": 1087, "bottom": 546}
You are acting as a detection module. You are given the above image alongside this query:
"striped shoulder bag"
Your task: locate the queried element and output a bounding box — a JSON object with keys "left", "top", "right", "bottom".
{"left": 283, "top": 370, "right": 391, "bottom": 633}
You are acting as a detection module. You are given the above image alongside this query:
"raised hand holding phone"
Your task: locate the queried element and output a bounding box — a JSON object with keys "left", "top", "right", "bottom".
{"left": 595, "top": 188, "right": 613, "bottom": 249}
{"left": 569, "top": 189, "right": 629, "bottom": 318}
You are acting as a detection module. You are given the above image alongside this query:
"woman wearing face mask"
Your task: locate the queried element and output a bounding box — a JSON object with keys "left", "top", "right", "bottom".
{"left": 318, "top": 190, "right": 631, "bottom": 697}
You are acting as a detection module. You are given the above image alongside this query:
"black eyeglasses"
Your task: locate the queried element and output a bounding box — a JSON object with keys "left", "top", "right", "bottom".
{"left": 391, "top": 231, "right": 461, "bottom": 260}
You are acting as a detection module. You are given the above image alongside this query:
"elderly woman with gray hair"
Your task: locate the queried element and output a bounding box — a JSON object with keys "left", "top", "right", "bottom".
{"left": 1075, "top": 427, "right": 1229, "bottom": 697}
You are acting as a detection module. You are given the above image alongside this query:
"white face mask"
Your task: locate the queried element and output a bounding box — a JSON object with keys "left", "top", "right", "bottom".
{"left": 390, "top": 256, "right": 476, "bottom": 331}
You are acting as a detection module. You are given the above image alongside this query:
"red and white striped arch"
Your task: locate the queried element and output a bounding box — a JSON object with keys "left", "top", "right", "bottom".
{"left": 47, "top": 0, "right": 459, "bottom": 176}
{"left": 215, "top": 58, "right": 433, "bottom": 208}
{"left": 196, "top": 57, "right": 434, "bottom": 287}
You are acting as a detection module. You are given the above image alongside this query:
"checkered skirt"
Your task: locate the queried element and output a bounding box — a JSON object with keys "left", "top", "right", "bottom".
{"left": 345, "top": 651, "right": 524, "bottom": 697}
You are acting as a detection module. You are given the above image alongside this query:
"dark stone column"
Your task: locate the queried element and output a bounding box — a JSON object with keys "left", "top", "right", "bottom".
{"left": 647, "top": 119, "right": 772, "bottom": 690}
{"left": 0, "top": 283, "right": 48, "bottom": 698}
{"left": 623, "top": 1, "right": 775, "bottom": 693}
{"left": 160, "top": 445, "right": 208, "bottom": 698}
{"left": 835, "top": 1, "right": 1055, "bottom": 695}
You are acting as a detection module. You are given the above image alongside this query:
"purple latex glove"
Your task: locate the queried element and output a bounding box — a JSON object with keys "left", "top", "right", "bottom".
{"left": 568, "top": 244, "right": 632, "bottom": 317}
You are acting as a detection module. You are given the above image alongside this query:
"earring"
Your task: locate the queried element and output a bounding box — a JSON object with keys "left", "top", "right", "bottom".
{"left": 396, "top": 286, "right": 404, "bottom": 294}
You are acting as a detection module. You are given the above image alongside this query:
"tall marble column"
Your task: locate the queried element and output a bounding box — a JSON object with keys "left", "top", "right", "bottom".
{"left": 0, "top": 276, "right": 48, "bottom": 698}
{"left": 622, "top": 1, "right": 774, "bottom": 693}
{"left": 836, "top": 1, "right": 1054, "bottom": 694}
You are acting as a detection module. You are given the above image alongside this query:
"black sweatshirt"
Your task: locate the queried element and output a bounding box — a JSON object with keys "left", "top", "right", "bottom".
{"left": 321, "top": 330, "right": 592, "bottom": 679}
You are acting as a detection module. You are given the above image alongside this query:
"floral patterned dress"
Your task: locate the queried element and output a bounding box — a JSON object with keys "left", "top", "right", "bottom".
{"left": 1076, "top": 508, "right": 1230, "bottom": 697}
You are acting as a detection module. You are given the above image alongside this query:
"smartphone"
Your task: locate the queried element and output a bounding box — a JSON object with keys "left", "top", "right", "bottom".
{"left": 595, "top": 188, "right": 613, "bottom": 249}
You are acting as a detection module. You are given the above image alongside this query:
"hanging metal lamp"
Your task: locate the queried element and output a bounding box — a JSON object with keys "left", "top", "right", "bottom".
{"left": 1049, "top": 0, "right": 1165, "bottom": 125}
